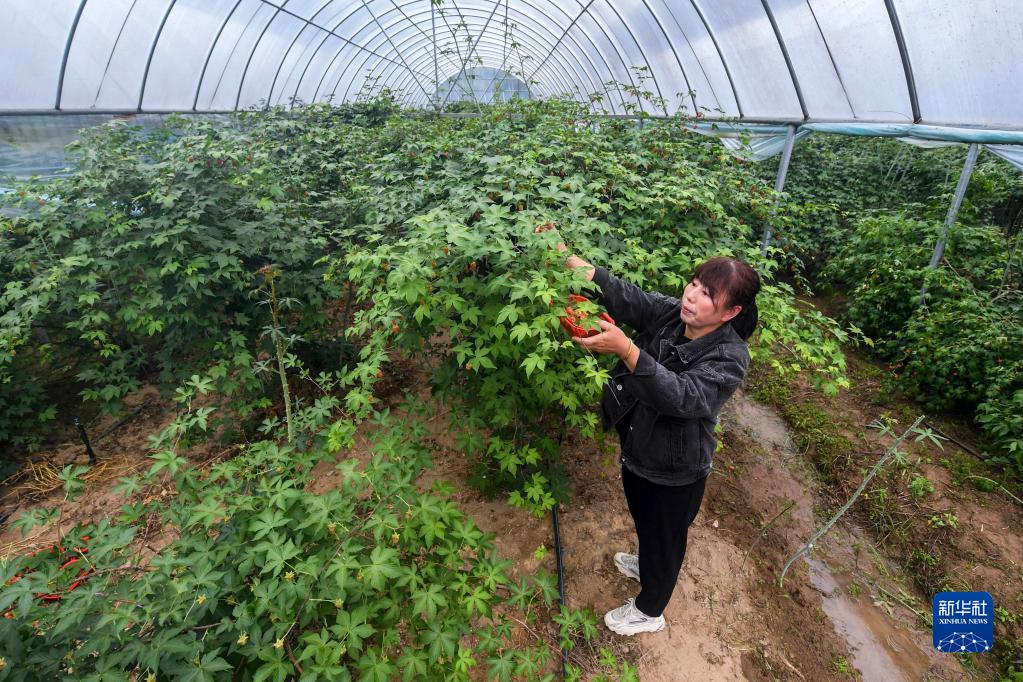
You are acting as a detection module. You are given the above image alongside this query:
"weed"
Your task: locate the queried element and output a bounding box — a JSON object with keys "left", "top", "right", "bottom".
{"left": 831, "top": 655, "right": 856, "bottom": 677}
{"left": 928, "top": 512, "right": 959, "bottom": 529}
{"left": 908, "top": 474, "right": 935, "bottom": 500}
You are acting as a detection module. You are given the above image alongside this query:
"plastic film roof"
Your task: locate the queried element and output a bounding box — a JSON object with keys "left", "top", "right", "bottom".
{"left": 2, "top": 0, "right": 1021, "bottom": 131}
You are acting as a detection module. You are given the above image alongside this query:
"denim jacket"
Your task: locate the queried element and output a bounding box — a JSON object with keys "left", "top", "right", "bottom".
{"left": 591, "top": 266, "right": 751, "bottom": 486}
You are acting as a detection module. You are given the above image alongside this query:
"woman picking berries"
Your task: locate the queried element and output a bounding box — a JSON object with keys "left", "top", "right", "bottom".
{"left": 536, "top": 223, "right": 761, "bottom": 636}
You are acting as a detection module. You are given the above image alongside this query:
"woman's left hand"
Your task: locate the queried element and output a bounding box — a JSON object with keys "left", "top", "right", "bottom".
{"left": 572, "top": 318, "right": 631, "bottom": 358}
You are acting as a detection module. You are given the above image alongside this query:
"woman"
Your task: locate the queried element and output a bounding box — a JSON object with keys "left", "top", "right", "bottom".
{"left": 537, "top": 224, "right": 761, "bottom": 636}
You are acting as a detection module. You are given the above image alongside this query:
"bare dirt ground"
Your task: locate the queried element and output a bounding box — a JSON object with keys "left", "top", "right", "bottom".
{"left": 2, "top": 338, "right": 1018, "bottom": 680}
{"left": 745, "top": 343, "right": 1023, "bottom": 681}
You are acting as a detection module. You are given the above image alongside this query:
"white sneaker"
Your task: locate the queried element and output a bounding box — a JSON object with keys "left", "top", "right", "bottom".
{"left": 614, "top": 552, "right": 641, "bottom": 582}
{"left": 604, "top": 597, "right": 665, "bottom": 635}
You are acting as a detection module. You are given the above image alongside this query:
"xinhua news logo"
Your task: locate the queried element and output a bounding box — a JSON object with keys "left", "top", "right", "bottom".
{"left": 932, "top": 592, "right": 994, "bottom": 653}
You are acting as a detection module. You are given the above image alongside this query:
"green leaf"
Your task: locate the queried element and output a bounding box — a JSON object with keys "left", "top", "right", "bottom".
{"left": 412, "top": 583, "right": 448, "bottom": 620}
{"left": 363, "top": 545, "right": 403, "bottom": 590}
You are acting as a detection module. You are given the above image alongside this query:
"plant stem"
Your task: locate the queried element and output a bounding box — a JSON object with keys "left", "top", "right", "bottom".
{"left": 779, "top": 415, "right": 925, "bottom": 587}
{"left": 270, "top": 277, "right": 294, "bottom": 443}
{"left": 741, "top": 500, "right": 795, "bottom": 572}
{"left": 964, "top": 475, "right": 1023, "bottom": 506}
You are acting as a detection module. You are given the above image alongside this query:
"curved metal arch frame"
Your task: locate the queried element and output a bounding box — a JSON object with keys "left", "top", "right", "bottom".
{"left": 351, "top": 5, "right": 606, "bottom": 110}
{"left": 802, "top": 0, "right": 856, "bottom": 118}
{"left": 651, "top": 0, "right": 729, "bottom": 115}
{"left": 358, "top": 20, "right": 586, "bottom": 110}
{"left": 759, "top": 0, "right": 807, "bottom": 120}
{"left": 89, "top": 0, "right": 143, "bottom": 108}
{"left": 207, "top": 1, "right": 276, "bottom": 109}
{"left": 882, "top": 0, "right": 921, "bottom": 123}
{"left": 56, "top": 0, "right": 90, "bottom": 110}
{"left": 240, "top": 0, "right": 441, "bottom": 111}
{"left": 426, "top": 0, "right": 623, "bottom": 112}
{"left": 197, "top": 1, "right": 276, "bottom": 111}
{"left": 286, "top": 0, "right": 621, "bottom": 114}
{"left": 275, "top": 0, "right": 468, "bottom": 109}
{"left": 525, "top": 0, "right": 593, "bottom": 81}
{"left": 687, "top": 0, "right": 743, "bottom": 118}
{"left": 634, "top": 0, "right": 697, "bottom": 115}
{"left": 339, "top": 3, "right": 597, "bottom": 107}
{"left": 268, "top": 25, "right": 331, "bottom": 106}
{"left": 304, "top": 0, "right": 628, "bottom": 113}
{"left": 266, "top": 0, "right": 341, "bottom": 109}
{"left": 334, "top": 19, "right": 573, "bottom": 108}
{"left": 190, "top": 0, "right": 428, "bottom": 112}
{"left": 234, "top": 1, "right": 289, "bottom": 110}
{"left": 292, "top": 2, "right": 477, "bottom": 108}
{"left": 238, "top": 1, "right": 430, "bottom": 112}
{"left": 281, "top": 1, "right": 432, "bottom": 110}
{"left": 525, "top": 0, "right": 653, "bottom": 116}
{"left": 51, "top": 0, "right": 929, "bottom": 124}
{"left": 192, "top": 0, "right": 247, "bottom": 111}
{"left": 310, "top": 3, "right": 609, "bottom": 112}
{"left": 437, "top": 0, "right": 503, "bottom": 106}
{"left": 358, "top": 1, "right": 434, "bottom": 100}
{"left": 579, "top": 0, "right": 671, "bottom": 117}
{"left": 382, "top": 0, "right": 452, "bottom": 74}
{"left": 138, "top": 0, "right": 178, "bottom": 111}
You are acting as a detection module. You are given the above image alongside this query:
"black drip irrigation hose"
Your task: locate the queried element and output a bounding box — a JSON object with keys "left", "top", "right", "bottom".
{"left": 551, "top": 432, "right": 569, "bottom": 678}
{"left": 74, "top": 416, "right": 97, "bottom": 465}
{"left": 552, "top": 498, "right": 568, "bottom": 674}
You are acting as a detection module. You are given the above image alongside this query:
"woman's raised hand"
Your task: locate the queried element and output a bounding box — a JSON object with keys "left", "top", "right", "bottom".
{"left": 535, "top": 221, "right": 568, "bottom": 253}
{"left": 535, "top": 221, "right": 595, "bottom": 281}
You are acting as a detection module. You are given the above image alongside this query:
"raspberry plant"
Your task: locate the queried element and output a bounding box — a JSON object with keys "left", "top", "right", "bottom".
{"left": 0, "top": 383, "right": 594, "bottom": 680}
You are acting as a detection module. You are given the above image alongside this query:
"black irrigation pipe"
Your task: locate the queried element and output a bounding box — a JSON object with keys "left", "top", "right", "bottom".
{"left": 94, "top": 396, "right": 155, "bottom": 443}
{"left": 73, "top": 416, "right": 97, "bottom": 465}
{"left": 551, "top": 432, "right": 569, "bottom": 678}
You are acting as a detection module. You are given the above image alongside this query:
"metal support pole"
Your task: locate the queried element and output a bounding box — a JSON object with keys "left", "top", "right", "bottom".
{"left": 431, "top": 0, "right": 438, "bottom": 111}
{"left": 761, "top": 124, "right": 798, "bottom": 256}
{"left": 918, "top": 142, "right": 980, "bottom": 306}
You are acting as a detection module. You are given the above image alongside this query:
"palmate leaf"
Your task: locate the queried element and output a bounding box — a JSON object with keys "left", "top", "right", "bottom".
{"left": 332, "top": 606, "right": 376, "bottom": 653}
{"left": 357, "top": 650, "right": 397, "bottom": 682}
{"left": 488, "top": 649, "right": 516, "bottom": 682}
{"left": 464, "top": 586, "right": 493, "bottom": 617}
{"left": 253, "top": 647, "right": 294, "bottom": 682}
{"left": 363, "top": 545, "right": 403, "bottom": 590}
{"left": 412, "top": 583, "right": 447, "bottom": 620}
{"left": 10, "top": 507, "right": 59, "bottom": 535}
{"left": 420, "top": 619, "right": 459, "bottom": 665}
{"left": 295, "top": 494, "right": 333, "bottom": 533}
{"left": 249, "top": 507, "right": 288, "bottom": 540}
{"left": 398, "top": 648, "right": 429, "bottom": 681}
{"left": 185, "top": 498, "right": 226, "bottom": 529}
{"left": 262, "top": 539, "right": 299, "bottom": 577}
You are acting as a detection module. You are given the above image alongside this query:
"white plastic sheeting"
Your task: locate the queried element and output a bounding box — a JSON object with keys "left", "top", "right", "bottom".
{"left": 1, "top": 0, "right": 1020, "bottom": 132}
{"left": 692, "top": 122, "right": 1023, "bottom": 172}
{"left": 982, "top": 145, "right": 1023, "bottom": 173}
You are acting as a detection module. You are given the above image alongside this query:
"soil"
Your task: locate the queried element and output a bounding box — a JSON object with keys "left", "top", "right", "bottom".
{"left": 746, "top": 342, "right": 1023, "bottom": 681}
{"left": 2, "top": 335, "right": 1018, "bottom": 680}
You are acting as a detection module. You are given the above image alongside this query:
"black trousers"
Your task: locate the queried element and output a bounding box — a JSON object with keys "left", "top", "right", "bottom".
{"left": 621, "top": 463, "right": 708, "bottom": 618}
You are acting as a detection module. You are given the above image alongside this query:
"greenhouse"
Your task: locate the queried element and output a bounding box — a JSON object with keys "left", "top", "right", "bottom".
{"left": 1, "top": 1, "right": 1021, "bottom": 680}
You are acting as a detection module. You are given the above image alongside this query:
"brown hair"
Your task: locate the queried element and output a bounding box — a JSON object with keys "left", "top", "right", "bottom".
{"left": 691, "top": 256, "right": 762, "bottom": 341}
